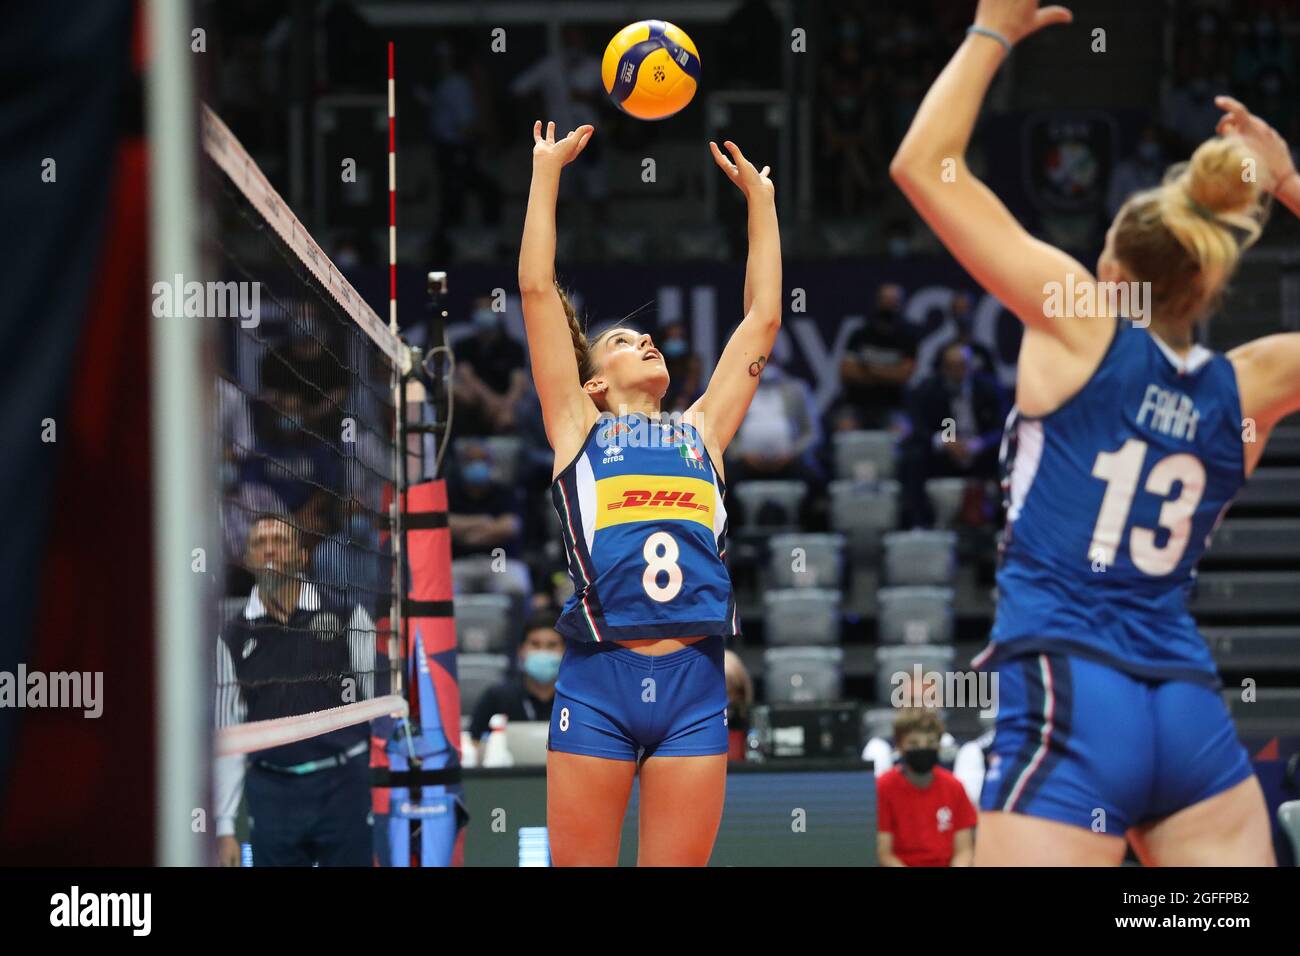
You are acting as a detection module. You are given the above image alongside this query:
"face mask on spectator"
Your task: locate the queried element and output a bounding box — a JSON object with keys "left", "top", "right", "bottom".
{"left": 473, "top": 307, "right": 501, "bottom": 332}
{"left": 463, "top": 460, "right": 492, "bottom": 486}
{"left": 903, "top": 747, "right": 939, "bottom": 774}
{"left": 523, "top": 650, "right": 562, "bottom": 684}
{"left": 662, "top": 338, "right": 688, "bottom": 358}
{"left": 887, "top": 237, "right": 910, "bottom": 257}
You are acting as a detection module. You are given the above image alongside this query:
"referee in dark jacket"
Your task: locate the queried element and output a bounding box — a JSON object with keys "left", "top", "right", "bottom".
{"left": 215, "top": 515, "right": 377, "bottom": 866}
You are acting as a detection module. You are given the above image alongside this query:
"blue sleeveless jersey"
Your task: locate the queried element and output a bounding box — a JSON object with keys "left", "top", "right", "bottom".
{"left": 551, "top": 413, "right": 740, "bottom": 642}
{"left": 976, "top": 320, "right": 1246, "bottom": 688}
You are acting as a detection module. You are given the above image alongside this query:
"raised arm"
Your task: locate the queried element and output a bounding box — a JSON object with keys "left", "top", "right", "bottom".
{"left": 889, "top": 2, "right": 1090, "bottom": 344}
{"left": 689, "top": 140, "right": 781, "bottom": 455}
{"left": 518, "top": 121, "right": 597, "bottom": 452}
{"left": 1217, "top": 97, "right": 1300, "bottom": 469}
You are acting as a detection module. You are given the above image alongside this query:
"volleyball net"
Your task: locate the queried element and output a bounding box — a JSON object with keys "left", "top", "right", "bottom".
{"left": 203, "top": 105, "right": 412, "bottom": 757}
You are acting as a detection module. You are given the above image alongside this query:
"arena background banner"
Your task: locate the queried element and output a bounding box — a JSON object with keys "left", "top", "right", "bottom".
{"left": 359, "top": 258, "right": 1030, "bottom": 407}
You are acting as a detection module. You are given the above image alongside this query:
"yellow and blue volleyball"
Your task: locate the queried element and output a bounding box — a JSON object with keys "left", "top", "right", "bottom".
{"left": 601, "top": 20, "right": 701, "bottom": 121}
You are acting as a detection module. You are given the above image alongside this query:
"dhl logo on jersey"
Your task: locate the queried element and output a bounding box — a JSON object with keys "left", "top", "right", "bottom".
{"left": 595, "top": 474, "right": 715, "bottom": 530}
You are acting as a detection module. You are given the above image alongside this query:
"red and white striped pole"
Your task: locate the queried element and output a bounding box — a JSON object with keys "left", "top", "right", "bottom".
{"left": 387, "top": 40, "right": 397, "bottom": 334}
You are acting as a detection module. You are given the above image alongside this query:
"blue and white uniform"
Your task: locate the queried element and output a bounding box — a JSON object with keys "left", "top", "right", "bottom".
{"left": 548, "top": 412, "right": 735, "bottom": 761}
{"left": 975, "top": 319, "right": 1254, "bottom": 833}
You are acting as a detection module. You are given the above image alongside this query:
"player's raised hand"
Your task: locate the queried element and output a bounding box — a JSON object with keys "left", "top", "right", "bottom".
{"left": 973, "top": 0, "right": 1072, "bottom": 47}
{"left": 1215, "top": 95, "right": 1296, "bottom": 194}
{"left": 531, "top": 121, "right": 594, "bottom": 173}
{"left": 710, "top": 140, "right": 774, "bottom": 201}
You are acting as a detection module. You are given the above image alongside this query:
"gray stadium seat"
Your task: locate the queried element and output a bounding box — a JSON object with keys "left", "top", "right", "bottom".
{"left": 1219, "top": 687, "right": 1300, "bottom": 735}
{"left": 925, "top": 477, "right": 968, "bottom": 530}
{"left": 1234, "top": 468, "right": 1300, "bottom": 509}
{"left": 1279, "top": 801, "right": 1300, "bottom": 865}
{"left": 483, "top": 435, "right": 524, "bottom": 486}
{"left": 766, "top": 532, "right": 846, "bottom": 589}
{"left": 833, "top": 430, "right": 896, "bottom": 481}
{"left": 862, "top": 707, "right": 899, "bottom": 745}
{"left": 874, "top": 644, "right": 957, "bottom": 705}
{"left": 829, "top": 479, "right": 900, "bottom": 559}
{"left": 764, "top": 647, "right": 843, "bottom": 703}
{"left": 1190, "top": 572, "right": 1300, "bottom": 616}
{"left": 732, "top": 480, "right": 808, "bottom": 532}
{"left": 763, "top": 588, "right": 842, "bottom": 646}
{"left": 1206, "top": 518, "right": 1300, "bottom": 561}
{"left": 877, "top": 586, "right": 955, "bottom": 645}
{"left": 453, "top": 593, "right": 515, "bottom": 653}
{"left": 1201, "top": 626, "right": 1300, "bottom": 670}
{"left": 882, "top": 529, "right": 957, "bottom": 586}
{"left": 457, "top": 653, "right": 511, "bottom": 715}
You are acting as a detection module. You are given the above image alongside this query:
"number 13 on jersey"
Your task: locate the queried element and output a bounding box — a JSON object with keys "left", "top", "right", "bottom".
{"left": 1090, "top": 438, "right": 1206, "bottom": 576}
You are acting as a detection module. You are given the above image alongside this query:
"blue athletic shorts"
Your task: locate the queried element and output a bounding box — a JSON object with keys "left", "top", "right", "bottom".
{"left": 547, "top": 636, "right": 728, "bottom": 762}
{"left": 980, "top": 653, "right": 1254, "bottom": 835}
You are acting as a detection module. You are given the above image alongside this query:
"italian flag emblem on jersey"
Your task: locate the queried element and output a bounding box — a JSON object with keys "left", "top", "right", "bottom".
{"left": 679, "top": 441, "right": 704, "bottom": 464}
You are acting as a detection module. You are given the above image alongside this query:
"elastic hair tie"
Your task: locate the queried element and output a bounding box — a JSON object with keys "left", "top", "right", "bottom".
{"left": 966, "top": 25, "right": 1012, "bottom": 53}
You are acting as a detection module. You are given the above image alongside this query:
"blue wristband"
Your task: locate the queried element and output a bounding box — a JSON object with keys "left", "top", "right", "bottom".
{"left": 966, "top": 24, "right": 1012, "bottom": 53}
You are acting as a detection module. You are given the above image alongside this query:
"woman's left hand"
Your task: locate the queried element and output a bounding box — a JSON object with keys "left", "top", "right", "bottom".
{"left": 973, "top": 0, "right": 1072, "bottom": 48}
{"left": 710, "top": 140, "right": 774, "bottom": 201}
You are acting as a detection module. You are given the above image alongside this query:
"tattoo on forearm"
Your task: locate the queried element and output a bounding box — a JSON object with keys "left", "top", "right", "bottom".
{"left": 749, "top": 355, "right": 767, "bottom": 377}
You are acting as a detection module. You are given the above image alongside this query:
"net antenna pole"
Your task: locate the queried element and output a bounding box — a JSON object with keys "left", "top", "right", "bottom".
{"left": 388, "top": 39, "right": 404, "bottom": 700}
{"left": 147, "top": 0, "right": 210, "bottom": 866}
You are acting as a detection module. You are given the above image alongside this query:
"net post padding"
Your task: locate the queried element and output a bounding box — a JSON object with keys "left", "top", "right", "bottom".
{"left": 216, "top": 694, "right": 408, "bottom": 758}
{"left": 371, "top": 479, "right": 464, "bottom": 867}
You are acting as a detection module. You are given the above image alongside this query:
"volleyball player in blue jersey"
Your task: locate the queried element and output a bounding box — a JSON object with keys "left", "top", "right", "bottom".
{"left": 519, "top": 121, "right": 780, "bottom": 865}
{"left": 891, "top": 0, "right": 1300, "bottom": 865}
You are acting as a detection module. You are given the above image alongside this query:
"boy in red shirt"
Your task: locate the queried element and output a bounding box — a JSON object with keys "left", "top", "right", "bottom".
{"left": 877, "top": 709, "right": 976, "bottom": 866}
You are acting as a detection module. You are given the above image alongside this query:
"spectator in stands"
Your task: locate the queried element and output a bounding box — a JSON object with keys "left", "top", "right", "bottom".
{"left": 447, "top": 439, "right": 530, "bottom": 598}
{"left": 259, "top": 315, "right": 347, "bottom": 440}
{"left": 1106, "top": 125, "right": 1168, "bottom": 219}
{"left": 899, "top": 342, "right": 1005, "bottom": 528}
{"left": 838, "top": 283, "right": 916, "bottom": 430}
{"left": 660, "top": 319, "right": 704, "bottom": 413}
{"left": 725, "top": 351, "right": 824, "bottom": 487}
{"left": 215, "top": 514, "right": 377, "bottom": 866}
{"left": 452, "top": 296, "right": 527, "bottom": 436}
{"left": 468, "top": 607, "right": 561, "bottom": 742}
{"left": 510, "top": 26, "right": 607, "bottom": 218}
{"left": 943, "top": 292, "right": 998, "bottom": 379}
{"left": 724, "top": 650, "right": 754, "bottom": 762}
{"left": 818, "top": 35, "right": 885, "bottom": 214}
{"left": 876, "top": 708, "right": 976, "bottom": 867}
{"left": 417, "top": 42, "right": 501, "bottom": 263}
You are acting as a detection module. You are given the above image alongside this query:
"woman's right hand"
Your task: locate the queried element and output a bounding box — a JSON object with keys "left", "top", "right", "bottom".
{"left": 1215, "top": 95, "right": 1296, "bottom": 194}
{"left": 531, "top": 121, "right": 594, "bottom": 175}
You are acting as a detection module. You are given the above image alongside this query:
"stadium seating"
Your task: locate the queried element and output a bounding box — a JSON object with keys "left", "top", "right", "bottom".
{"left": 882, "top": 529, "right": 958, "bottom": 586}
{"left": 765, "top": 532, "right": 846, "bottom": 589}
{"left": 877, "top": 586, "right": 955, "bottom": 645}
{"left": 764, "top": 646, "right": 844, "bottom": 703}
{"left": 763, "top": 588, "right": 842, "bottom": 646}
{"left": 832, "top": 429, "right": 896, "bottom": 481}
{"left": 453, "top": 593, "right": 516, "bottom": 653}
{"left": 456, "top": 653, "right": 511, "bottom": 715}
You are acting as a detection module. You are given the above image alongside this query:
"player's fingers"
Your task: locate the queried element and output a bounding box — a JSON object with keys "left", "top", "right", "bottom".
{"left": 723, "top": 139, "right": 746, "bottom": 166}
{"left": 709, "top": 141, "right": 737, "bottom": 176}
{"left": 759, "top": 165, "right": 771, "bottom": 178}
{"left": 573, "top": 131, "right": 592, "bottom": 157}
{"left": 1035, "top": 6, "right": 1074, "bottom": 30}
{"left": 533, "top": 120, "right": 542, "bottom": 143}
{"left": 546, "top": 121, "right": 556, "bottom": 142}
{"left": 1214, "top": 95, "right": 1249, "bottom": 121}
